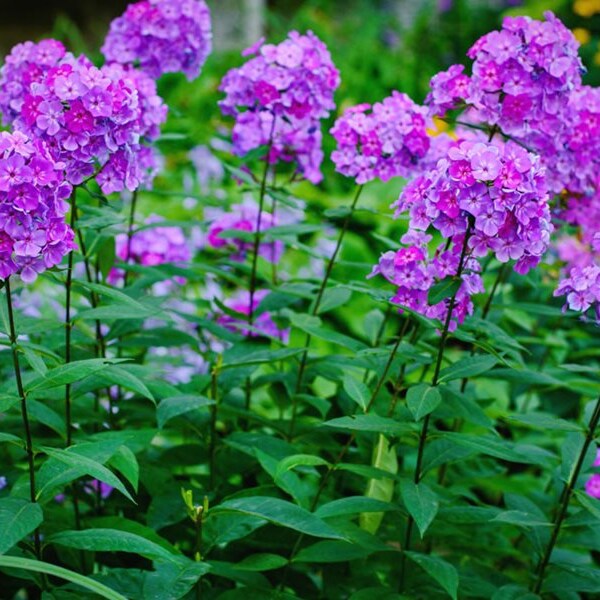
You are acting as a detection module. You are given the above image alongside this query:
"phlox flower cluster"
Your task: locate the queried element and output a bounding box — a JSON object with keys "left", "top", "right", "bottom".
{"left": 331, "top": 91, "right": 430, "bottom": 184}
{"left": 0, "top": 40, "right": 168, "bottom": 195}
{"left": 207, "top": 200, "right": 283, "bottom": 264}
{"left": 369, "top": 232, "right": 483, "bottom": 331}
{"left": 108, "top": 215, "right": 191, "bottom": 285}
{"left": 543, "top": 86, "right": 600, "bottom": 195}
{"left": 554, "top": 264, "right": 600, "bottom": 320}
{"left": 393, "top": 139, "right": 552, "bottom": 275}
{"left": 219, "top": 31, "right": 340, "bottom": 184}
{"left": 427, "top": 12, "right": 584, "bottom": 146}
{"left": 218, "top": 289, "right": 290, "bottom": 342}
{"left": 0, "top": 131, "right": 75, "bottom": 283}
{"left": 102, "top": 0, "right": 212, "bottom": 81}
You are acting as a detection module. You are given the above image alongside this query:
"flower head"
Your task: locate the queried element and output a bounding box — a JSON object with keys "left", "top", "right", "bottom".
{"left": 102, "top": 0, "right": 212, "bottom": 81}
{"left": 219, "top": 31, "right": 340, "bottom": 183}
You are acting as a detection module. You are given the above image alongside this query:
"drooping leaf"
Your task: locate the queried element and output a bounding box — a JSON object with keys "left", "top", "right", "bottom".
{"left": 406, "top": 384, "right": 442, "bottom": 421}
{"left": 0, "top": 556, "right": 126, "bottom": 600}
{"left": 400, "top": 481, "right": 439, "bottom": 538}
{"left": 48, "top": 529, "right": 181, "bottom": 562}
{"left": 360, "top": 434, "right": 398, "bottom": 534}
{"left": 343, "top": 374, "right": 370, "bottom": 412}
{"left": 438, "top": 356, "right": 497, "bottom": 383}
{"left": 405, "top": 551, "right": 459, "bottom": 599}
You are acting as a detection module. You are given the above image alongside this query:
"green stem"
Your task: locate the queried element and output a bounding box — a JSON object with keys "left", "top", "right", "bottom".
{"left": 289, "top": 184, "right": 364, "bottom": 439}
{"left": 122, "top": 190, "right": 138, "bottom": 289}
{"left": 65, "top": 192, "right": 77, "bottom": 447}
{"left": 5, "top": 278, "right": 41, "bottom": 560}
{"left": 400, "top": 223, "right": 473, "bottom": 591}
{"left": 532, "top": 395, "right": 600, "bottom": 594}
{"left": 248, "top": 121, "right": 276, "bottom": 326}
{"left": 209, "top": 365, "right": 219, "bottom": 490}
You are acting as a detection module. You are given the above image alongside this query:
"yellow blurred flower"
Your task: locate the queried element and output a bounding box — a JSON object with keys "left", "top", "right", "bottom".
{"left": 574, "top": 0, "right": 600, "bottom": 18}
{"left": 573, "top": 27, "right": 592, "bottom": 45}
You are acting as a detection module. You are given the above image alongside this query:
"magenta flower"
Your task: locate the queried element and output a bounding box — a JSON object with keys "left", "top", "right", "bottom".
{"left": 218, "top": 289, "right": 290, "bottom": 342}
{"left": 0, "top": 40, "right": 168, "bottom": 194}
{"left": 0, "top": 131, "right": 74, "bottom": 283}
{"left": 102, "top": 0, "right": 212, "bottom": 81}
{"left": 219, "top": 31, "right": 340, "bottom": 184}
{"left": 586, "top": 474, "right": 600, "bottom": 499}
{"left": 108, "top": 215, "right": 192, "bottom": 286}
{"left": 393, "top": 138, "right": 552, "bottom": 275}
{"left": 331, "top": 92, "right": 430, "bottom": 184}
{"left": 207, "top": 200, "right": 283, "bottom": 264}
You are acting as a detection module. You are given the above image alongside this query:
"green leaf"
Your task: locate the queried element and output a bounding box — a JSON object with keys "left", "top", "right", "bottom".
{"left": 142, "top": 560, "right": 210, "bottom": 599}
{"left": 0, "top": 395, "right": 19, "bottom": 413}
{"left": 441, "top": 433, "right": 540, "bottom": 464}
{"left": 360, "top": 434, "right": 398, "bottom": 534}
{"left": 98, "top": 366, "right": 155, "bottom": 402}
{"left": 364, "top": 310, "right": 385, "bottom": 346}
{"left": 157, "top": 395, "right": 215, "bottom": 428}
{"left": 22, "top": 346, "right": 47, "bottom": 376}
{"left": 213, "top": 497, "right": 345, "bottom": 540}
{"left": 28, "top": 399, "right": 66, "bottom": 438}
{"left": 97, "top": 237, "right": 116, "bottom": 280}
{"left": 221, "top": 347, "right": 303, "bottom": 369}
{"left": 405, "top": 552, "right": 459, "bottom": 599}
{"left": 507, "top": 413, "right": 582, "bottom": 432}
{"left": 400, "top": 481, "right": 439, "bottom": 538}
{"left": 428, "top": 278, "right": 461, "bottom": 305}
{"left": 574, "top": 489, "right": 600, "bottom": 520}
{"left": 490, "top": 511, "right": 551, "bottom": 528}
{"left": 323, "top": 414, "right": 412, "bottom": 436}
{"left": 274, "top": 454, "right": 330, "bottom": 479}
{"left": 0, "top": 498, "right": 43, "bottom": 554}
{"left": 235, "top": 553, "right": 288, "bottom": 571}
{"left": 26, "top": 359, "right": 124, "bottom": 392}
{"left": 108, "top": 446, "right": 139, "bottom": 491}
{"left": 287, "top": 312, "right": 366, "bottom": 352}
{"left": 294, "top": 540, "right": 378, "bottom": 563}
{"left": 406, "top": 384, "right": 442, "bottom": 421}
{"left": 438, "top": 356, "right": 497, "bottom": 383}
{"left": 48, "top": 529, "right": 180, "bottom": 562}
{"left": 39, "top": 447, "right": 134, "bottom": 503}
{"left": 316, "top": 496, "right": 400, "bottom": 519}
{"left": 317, "top": 287, "right": 352, "bottom": 314}
{"left": 0, "top": 556, "right": 126, "bottom": 600}
{"left": 343, "top": 374, "right": 370, "bottom": 412}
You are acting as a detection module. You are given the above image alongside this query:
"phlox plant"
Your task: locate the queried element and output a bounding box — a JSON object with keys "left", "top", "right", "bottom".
{"left": 0, "top": 3, "right": 600, "bottom": 600}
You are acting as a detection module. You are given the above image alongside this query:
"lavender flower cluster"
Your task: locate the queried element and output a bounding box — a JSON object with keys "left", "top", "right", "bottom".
{"left": 219, "top": 31, "right": 340, "bottom": 183}
{"left": 102, "top": 0, "right": 212, "bottom": 81}
{"left": 0, "top": 40, "right": 168, "bottom": 194}
{"left": 330, "top": 92, "right": 430, "bottom": 184}
{"left": 0, "top": 131, "right": 74, "bottom": 282}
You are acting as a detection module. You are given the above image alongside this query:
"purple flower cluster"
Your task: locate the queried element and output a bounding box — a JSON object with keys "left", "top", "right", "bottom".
{"left": 331, "top": 91, "right": 430, "bottom": 184}
{"left": 219, "top": 31, "right": 340, "bottom": 183}
{"left": 108, "top": 215, "right": 191, "bottom": 285}
{"left": 101, "top": 0, "right": 212, "bottom": 81}
{"left": 0, "top": 131, "right": 74, "bottom": 283}
{"left": 218, "top": 289, "right": 290, "bottom": 341}
{"left": 428, "top": 12, "right": 584, "bottom": 144}
{"left": 0, "top": 40, "right": 168, "bottom": 195}
{"left": 207, "top": 200, "right": 283, "bottom": 264}
{"left": 544, "top": 86, "right": 600, "bottom": 195}
{"left": 394, "top": 139, "right": 551, "bottom": 275}
{"left": 369, "top": 232, "right": 483, "bottom": 331}
{"left": 554, "top": 264, "right": 600, "bottom": 319}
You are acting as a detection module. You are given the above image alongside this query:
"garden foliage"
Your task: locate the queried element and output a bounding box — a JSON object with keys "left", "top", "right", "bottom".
{"left": 0, "top": 1, "right": 599, "bottom": 598}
